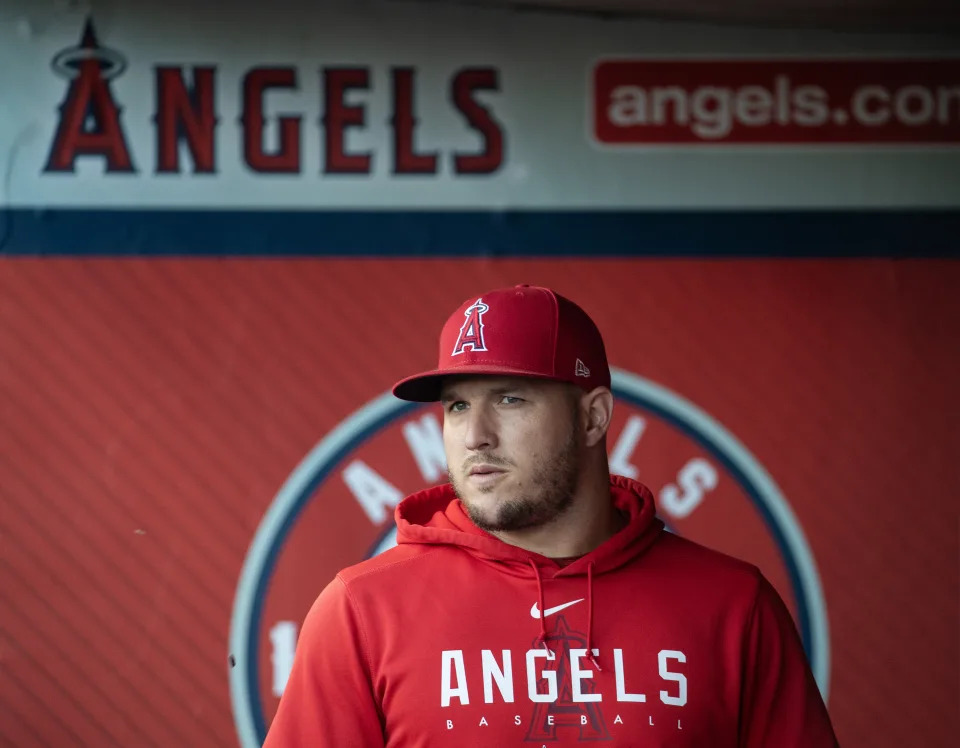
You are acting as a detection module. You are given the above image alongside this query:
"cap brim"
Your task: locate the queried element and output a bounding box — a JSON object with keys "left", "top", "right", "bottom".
{"left": 392, "top": 365, "right": 565, "bottom": 402}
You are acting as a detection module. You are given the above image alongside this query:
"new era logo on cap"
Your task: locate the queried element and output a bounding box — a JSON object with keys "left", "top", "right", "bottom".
{"left": 391, "top": 284, "right": 611, "bottom": 402}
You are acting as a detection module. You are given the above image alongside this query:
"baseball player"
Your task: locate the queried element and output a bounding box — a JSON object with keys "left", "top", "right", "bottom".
{"left": 264, "top": 284, "right": 840, "bottom": 747}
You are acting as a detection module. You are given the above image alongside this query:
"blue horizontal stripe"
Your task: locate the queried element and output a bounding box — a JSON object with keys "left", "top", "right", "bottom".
{"left": 0, "top": 208, "right": 957, "bottom": 257}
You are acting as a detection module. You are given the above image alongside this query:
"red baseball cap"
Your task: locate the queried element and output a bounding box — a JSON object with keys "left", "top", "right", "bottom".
{"left": 392, "top": 284, "right": 611, "bottom": 402}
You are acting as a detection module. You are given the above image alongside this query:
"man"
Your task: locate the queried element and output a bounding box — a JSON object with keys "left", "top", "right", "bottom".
{"left": 264, "top": 284, "right": 840, "bottom": 747}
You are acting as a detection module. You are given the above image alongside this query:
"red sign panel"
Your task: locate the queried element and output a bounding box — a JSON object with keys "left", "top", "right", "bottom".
{"left": 1, "top": 258, "right": 958, "bottom": 747}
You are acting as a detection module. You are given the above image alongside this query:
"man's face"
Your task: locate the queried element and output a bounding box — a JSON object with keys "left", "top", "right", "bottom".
{"left": 440, "top": 376, "right": 582, "bottom": 533}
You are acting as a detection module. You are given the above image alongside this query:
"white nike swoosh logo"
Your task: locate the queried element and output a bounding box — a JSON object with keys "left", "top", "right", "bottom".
{"left": 530, "top": 598, "right": 584, "bottom": 619}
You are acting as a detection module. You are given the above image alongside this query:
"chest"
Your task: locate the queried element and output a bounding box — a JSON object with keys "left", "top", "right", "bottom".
{"left": 367, "top": 576, "right": 743, "bottom": 747}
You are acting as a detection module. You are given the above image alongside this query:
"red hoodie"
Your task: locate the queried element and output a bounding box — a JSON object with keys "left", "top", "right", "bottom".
{"left": 265, "top": 476, "right": 839, "bottom": 747}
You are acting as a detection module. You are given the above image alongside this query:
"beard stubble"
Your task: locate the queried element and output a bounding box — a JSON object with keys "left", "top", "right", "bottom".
{"left": 450, "top": 425, "right": 582, "bottom": 533}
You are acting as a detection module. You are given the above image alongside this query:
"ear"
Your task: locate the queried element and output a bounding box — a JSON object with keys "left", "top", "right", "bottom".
{"left": 581, "top": 387, "right": 614, "bottom": 448}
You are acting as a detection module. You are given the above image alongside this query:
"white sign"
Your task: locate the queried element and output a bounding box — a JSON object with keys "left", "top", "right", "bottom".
{"left": 1, "top": 0, "right": 957, "bottom": 209}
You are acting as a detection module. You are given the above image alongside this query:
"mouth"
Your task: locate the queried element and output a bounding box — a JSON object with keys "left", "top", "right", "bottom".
{"left": 468, "top": 464, "right": 506, "bottom": 477}
{"left": 467, "top": 465, "right": 507, "bottom": 485}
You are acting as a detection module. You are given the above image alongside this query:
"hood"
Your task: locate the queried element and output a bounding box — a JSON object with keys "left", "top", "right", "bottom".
{"left": 394, "top": 475, "right": 664, "bottom": 668}
{"left": 395, "top": 473, "right": 663, "bottom": 576}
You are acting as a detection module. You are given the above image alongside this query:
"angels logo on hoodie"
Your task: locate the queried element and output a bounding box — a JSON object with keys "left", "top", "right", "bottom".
{"left": 524, "top": 616, "right": 609, "bottom": 740}
{"left": 229, "top": 369, "right": 831, "bottom": 747}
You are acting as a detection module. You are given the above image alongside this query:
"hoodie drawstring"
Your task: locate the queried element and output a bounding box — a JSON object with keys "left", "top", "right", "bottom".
{"left": 530, "top": 559, "right": 601, "bottom": 670}
{"left": 528, "top": 560, "right": 554, "bottom": 658}
{"left": 586, "top": 561, "right": 601, "bottom": 671}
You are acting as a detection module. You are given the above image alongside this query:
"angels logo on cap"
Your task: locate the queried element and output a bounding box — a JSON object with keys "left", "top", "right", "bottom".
{"left": 392, "top": 284, "right": 611, "bottom": 402}
{"left": 452, "top": 299, "right": 490, "bottom": 355}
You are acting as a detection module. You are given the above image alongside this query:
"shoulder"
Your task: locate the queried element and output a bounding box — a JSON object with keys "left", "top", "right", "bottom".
{"left": 647, "top": 531, "right": 766, "bottom": 599}
{"left": 335, "top": 542, "right": 444, "bottom": 587}
{"left": 301, "top": 544, "right": 443, "bottom": 628}
{"left": 653, "top": 531, "right": 760, "bottom": 572}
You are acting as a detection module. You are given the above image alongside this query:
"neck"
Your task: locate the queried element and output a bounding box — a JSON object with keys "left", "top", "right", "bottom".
{"left": 492, "top": 469, "right": 624, "bottom": 558}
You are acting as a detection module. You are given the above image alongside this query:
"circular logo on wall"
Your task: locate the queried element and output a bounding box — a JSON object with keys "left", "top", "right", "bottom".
{"left": 228, "top": 368, "right": 830, "bottom": 747}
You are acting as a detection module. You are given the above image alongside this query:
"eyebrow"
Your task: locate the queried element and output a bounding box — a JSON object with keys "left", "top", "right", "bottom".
{"left": 440, "top": 383, "right": 530, "bottom": 402}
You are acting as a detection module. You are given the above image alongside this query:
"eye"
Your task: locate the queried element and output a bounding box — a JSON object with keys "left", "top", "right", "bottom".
{"left": 447, "top": 400, "right": 468, "bottom": 413}
{"left": 499, "top": 395, "right": 522, "bottom": 405}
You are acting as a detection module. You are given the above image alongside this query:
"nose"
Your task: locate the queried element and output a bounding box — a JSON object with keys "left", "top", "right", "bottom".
{"left": 463, "top": 405, "right": 498, "bottom": 452}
